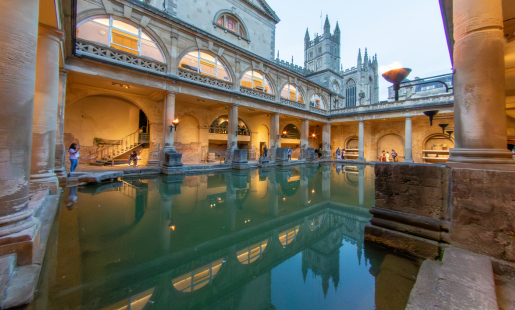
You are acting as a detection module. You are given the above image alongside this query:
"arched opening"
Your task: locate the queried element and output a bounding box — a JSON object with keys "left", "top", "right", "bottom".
{"left": 208, "top": 115, "right": 251, "bottom": 159}
{"left": 346, "top": 79, "right": 356, "bottom": 107}
{"left": 279, "top": 180, "right": 300, "bottom": 197}
{"left": 64, "top": 95, "right": 151, "bottom": 166}
{"left": 281, "top": 84, "right": 304, "bottom": 103}
{"left": 172, "top": 258, "right": 225, "bottom": 292}
{"left": 308, "top": 214, "right": 326, "bottom": 231}
{"left": 176, "top": 115, "right": 199, "bottom": 144}
{"left": 377, "top": 134, "right": 404, "bottom": 161}
{"left": 241, "top": 70, "right": 273, "bottom": 94}
{"left": 179, "top": 50, "right": 231, "bottom": 82}
{"left": 76, "top": 16, "right": 164, "bottom": 62}
{"left": 281, "top": 124, "right": 300, "bottom": 139}
{"left": 345, "top": 136, "right": 359, "bottom": 160}
{"left": 423, "top": 134, "right": 454, "bottom": 163}
{"left": 310, "top": 94, "right": 326, "bottom": 109}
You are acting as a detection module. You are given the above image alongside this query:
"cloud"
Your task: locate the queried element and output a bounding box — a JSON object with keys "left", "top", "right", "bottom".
{"left": 379, "top": 61, "right": 403, "bottom": 74}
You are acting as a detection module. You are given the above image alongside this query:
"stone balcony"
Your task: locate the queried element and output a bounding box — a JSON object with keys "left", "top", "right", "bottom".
{"left": 75, "top": 39, "right": 167, "bottom": 73}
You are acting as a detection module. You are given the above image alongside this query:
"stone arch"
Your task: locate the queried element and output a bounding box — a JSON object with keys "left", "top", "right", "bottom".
{"left": 175, "top": 115, "right": 200, "bottom": 144}
{"left": 213, "top": 9, "right": 250, "bottom": 40}
{"left": 377, "top": 133, "right": 404, "bottom": 160}
{"left": 235, "top": 237, "right": 271, "bottom": 265}
{"left": 281, "top": 123, "right": 301, "bottom": 139}
{"left": 239, "top": 68, "right": 277, "bottom": 95}
{"left": 177, "top": 47, "right": 236, "bottom": 84}
{"left": 344, "top": 135, "right": 359, "bottom": 149}
{"left": 422, "top": 133, "right": 454, "bottom": 162}
{"left": 76, "top": 12, "right": 170, "bottom": 65}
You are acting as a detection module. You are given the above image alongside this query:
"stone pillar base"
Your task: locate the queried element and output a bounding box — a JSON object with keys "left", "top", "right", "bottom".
{"left": 224, "top": 148, "right": 236, "bottom": 164}
{"left": 356, "top": 157, "right": 366, "bottom": 162}
{"left": 54, "top": 168, "right": 67, "bottom": 184}
{"left": 448, "top": 148, "right": 515, "bottom": 166}
{"left": 163, "top": 151, "right": 183, "bottom": 167}
{"left": 29, "top": 173, "right": 58, "bottom": 195}
{"left": 403, "top": 159, "right": 414, "bottom": 163}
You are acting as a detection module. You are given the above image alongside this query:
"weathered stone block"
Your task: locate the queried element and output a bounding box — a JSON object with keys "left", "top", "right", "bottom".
{"left": 259, "top": 157, "right": 270, "bottom": 165}
{"left": 306, "top": 147, "right": 317, "bottom": 161}
{"left": 275, "top": 147, "right": 288, "bottom": 163}
{"left": 164, "top": 152, "right": 183, "bottom": 167}
{"left": 233, "top": 149, "right": 248, "bottom": 163}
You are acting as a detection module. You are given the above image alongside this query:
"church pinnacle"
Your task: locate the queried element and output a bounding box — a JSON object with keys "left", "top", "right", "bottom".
{"left": 324, "top": 14, "right": 330, "bottom": 33}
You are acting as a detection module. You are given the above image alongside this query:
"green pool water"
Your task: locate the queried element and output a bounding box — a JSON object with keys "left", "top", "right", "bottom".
{"left": 28, "top": 163, "right": 420, "bottom": 310}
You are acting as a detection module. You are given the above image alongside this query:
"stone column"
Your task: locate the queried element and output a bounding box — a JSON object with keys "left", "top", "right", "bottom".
{"left": 404, "top": 116, "right": 414, "bottom": 163}
{"left": 0, "top": 0, "right": 40, "bottom": 262}
{"left": 163, "top": 92, "right": 182, "bottom": 167}
{"left": 299, "top": 167, "right": 309, "bottom": 207}
{"left": 30, "top": 26, "right": 64, "bottom": 194}
{"left": 357, "top": 121, "right": 366, "bottom": 162}
{"left": 447, "top": 0, "right": 514, "bottom": 166}
{"left": 269, "top": 113, "right": 280, "bottom": 161}
{"left": 321, "top": 123, "right": 331, "bottom": 160}
{"left": 322, "top": 164, "right": 331, "bottom": 200}
{"left": 269, "top": 169, "right": 278, "bottom": 217}
{"left": 54, "top": 69, "right": 69, "bottom": 183}
{"left": 224, "top": 105, "right": 238, "bottom": 163}
{"left": 300, "top": 119, "right": 309, "bottom": 160}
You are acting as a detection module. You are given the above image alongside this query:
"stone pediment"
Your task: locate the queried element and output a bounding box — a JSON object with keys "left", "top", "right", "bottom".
{"left": 239, "top": 0, "right": 280, "bottom": 22}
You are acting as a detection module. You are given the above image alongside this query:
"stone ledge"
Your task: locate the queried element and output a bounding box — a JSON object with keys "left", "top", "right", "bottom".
{"left": 407, "top": 247, "right": 499, "bottom": 310}
{"left": 365, "top": 223, "right": 442, "bottom": 259}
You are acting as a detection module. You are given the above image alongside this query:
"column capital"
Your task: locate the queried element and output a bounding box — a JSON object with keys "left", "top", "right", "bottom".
{"left": 404, "top": 115, "right": 414, "bottom": 119}
{"left": 38, "top": 24, "right": 65, "bottom": 43}
{"left": 166, "top": 91, "right": 178, "bottom": 97}
{"left": 59, "top": 68, "right": 70, "bottom": 76}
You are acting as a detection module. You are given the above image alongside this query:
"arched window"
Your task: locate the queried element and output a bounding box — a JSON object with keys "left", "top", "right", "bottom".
{"left": 346, "top": 79, "right": 356, "bottom": 107}
{"left": 179, "top": 51, "right": 231, "bottom": 81}
{"left": 281, "top": 84, "right": 304, "bottom": 103}
{"left": 310, "top": 94, "right": 325, "bottom": 109}
{"left": 241, "top": 70, "right": 273, "bottom": 94}
{"left": 281, "top": 124, "right": 301, "bottom": 139}
{"left": 172, "top": 258, "right": 225, "bottom": 292}
{"left": 237, "top": 239, "right": 268, "bottom": 264}
{"left": 309, "top": 214, "right": 326, "bottom": 231}
{"left": 215, "top": 13, "right": 247, "bottom": 38}
{"left": 76, "top": 16, "right": 164, "bottom": 62}
{"left": 209, "top": 115, "right": 250, "bottom": 136}
{"left": 332, "top": 81, "right": 340, "bottom": 94}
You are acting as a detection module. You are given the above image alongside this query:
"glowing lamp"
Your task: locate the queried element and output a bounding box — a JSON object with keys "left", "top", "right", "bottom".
{"left": 169, "top": 119, "right": 180, "bottom": 132}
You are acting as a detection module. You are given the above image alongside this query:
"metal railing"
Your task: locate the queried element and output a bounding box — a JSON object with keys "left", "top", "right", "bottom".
{"left": 88, "top": 129, "right": 148, "bottom": 161}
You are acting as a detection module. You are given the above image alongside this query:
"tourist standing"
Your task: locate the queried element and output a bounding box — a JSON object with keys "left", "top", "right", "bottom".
{"left": 336, "top": 147, "right": 341, "bottom": 160}
{"left": 317, "top": 147, "right": 322, "bottom": 159}
{"left": 386, "top": 152, "right": 390, "bottom": 162}
{"left": 288, "top": 147, "right": 292, "bottom": 161}
{"left": 263, "top": 145, "right": 268, "bottom": 157}
{"left": 380, "top": 150, "right": 386, "bottom": 162}
{"left": 68, "top": 143, "right": 80, "bottom": 174}
{"left": 391, "top": 149, "right": 397, "bottom": 162}
{"left": 342, "top": 148, "right": 346, "bottom": 160}
{"left": 128, "top": 151, "right": 139, "bottom": 167}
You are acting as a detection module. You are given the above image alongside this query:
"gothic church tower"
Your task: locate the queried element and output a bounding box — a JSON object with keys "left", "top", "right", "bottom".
{"left": 304, "top": 15, "right": 340, "bottom": 73}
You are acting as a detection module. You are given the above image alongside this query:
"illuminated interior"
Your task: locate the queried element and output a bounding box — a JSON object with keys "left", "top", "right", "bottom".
{"left": 108, "top": 287, "right": 155, "bottom": 310}
{"left": 241, "top": 70, "right": 273, "bottom": 94}
{"left": 281, "top": 84, "right": 304, "bottom": 103}
{"left": 172, "top": 258, "right": 225, "bottom": 292}
{"left": 309, "top": 214, "right": 326, "bottom": 231}
{"left": 310, "top": 94, "right": 325, "bottom": 109}
{"left": 237, "top": 239, "right": 268, "bottom": 264}
{"left": 209, "top": 115, "right": 250, "bottom": 135}
{"left": 76, "top": 16, "right": 164, "bottom": 62}
{"left": 179, "top": 50, "right": 231, "bottom": 81}
{"left": 216, "top": 13, "right": 247, "bottom": 37}
{"left": 279, "top": 225, "right": 301, "bottom": 246}
{"left": 281, "top": 124, "right": 301, "bottom": 139}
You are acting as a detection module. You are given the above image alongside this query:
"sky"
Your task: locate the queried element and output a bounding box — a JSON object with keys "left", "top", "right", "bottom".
{"left": 265, "top": 0, "right": 452, "bottom": 101}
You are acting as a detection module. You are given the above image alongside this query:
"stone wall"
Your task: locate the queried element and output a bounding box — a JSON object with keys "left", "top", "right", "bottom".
{"left": 366, "top": 163, "right": 515, "bottom": 263}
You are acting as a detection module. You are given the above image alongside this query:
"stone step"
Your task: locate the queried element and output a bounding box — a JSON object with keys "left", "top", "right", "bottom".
{"left": 0, "top": 265, "right": 40, "bottom": 309}
{"left": 0, "top": 255, "right": 16, "bottom": 303}
{"left": 407, "top": 247, "right": 499, "bottom": 309}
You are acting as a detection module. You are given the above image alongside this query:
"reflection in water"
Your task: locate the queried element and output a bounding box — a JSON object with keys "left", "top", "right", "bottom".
{"left": 237, "top": 239, "right": 268, "bottom": 264}
{"left": 108, "top": 287, "right": 155, "bottom": 310}
{"left": 172, "top": 258, "right": 225, "bottom": 292}
{"left": 279, "top": 225, "right": 301, "bottom": 246}
{"left": 30, "top": 164, "right": 419, "bottom": 310}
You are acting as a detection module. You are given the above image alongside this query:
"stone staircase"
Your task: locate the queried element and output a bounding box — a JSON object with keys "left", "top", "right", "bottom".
{"left": 88, "top": 129, "right": 149, "bottom": 164}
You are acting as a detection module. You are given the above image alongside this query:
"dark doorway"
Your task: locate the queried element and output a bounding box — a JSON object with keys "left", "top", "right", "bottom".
{"left": 139, "top": 109, "right": 149, "bottom": 133}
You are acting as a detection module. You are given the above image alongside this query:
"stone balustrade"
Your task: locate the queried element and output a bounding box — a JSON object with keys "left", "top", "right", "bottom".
{"left": 240, "top": 86, "right": 275, "bottom": 101}
{"left": 280, "top": 98, "right": 306, "bottom": 109}
{"left": 75, "top": 39, "right": 166, "bottom": 73}
{"left": 309, "top": 106, "right": 328, "bottom": 114}
{"left": 178, "top": 68, "right": 232, "bottom": 90}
